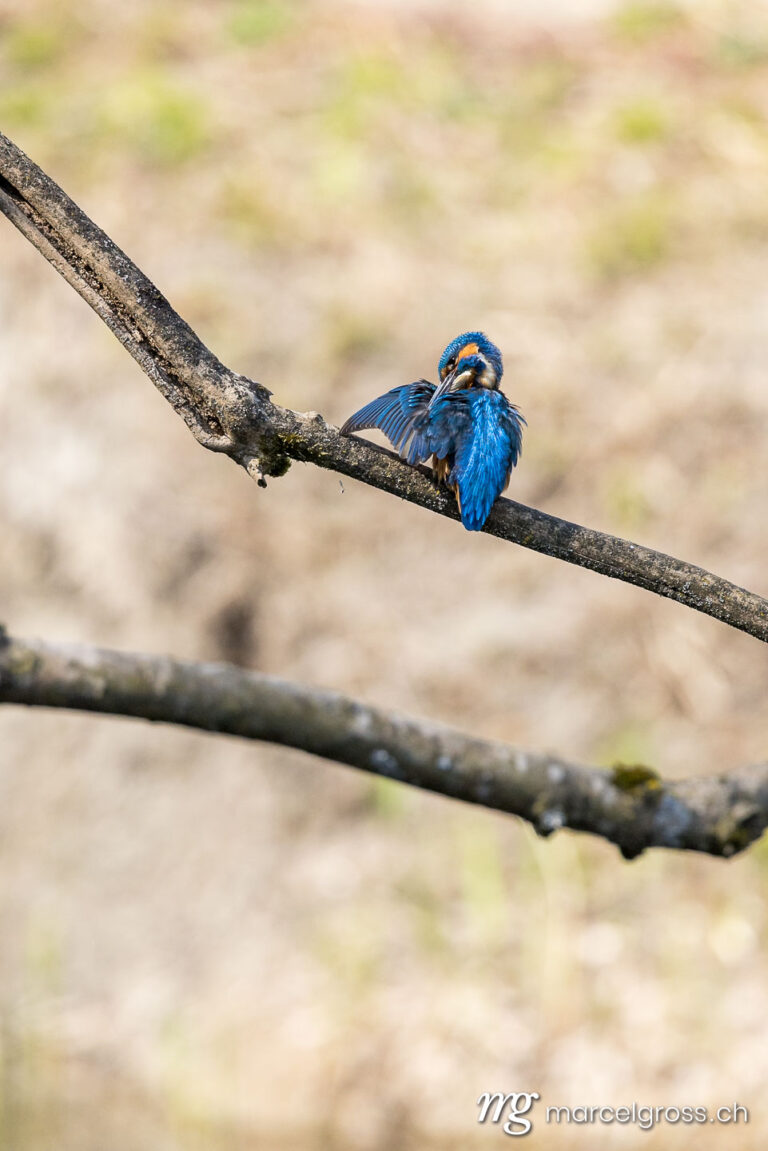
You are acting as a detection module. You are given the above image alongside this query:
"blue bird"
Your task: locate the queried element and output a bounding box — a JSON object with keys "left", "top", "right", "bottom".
{"left": 341, "top": 332, "right": 525, "bottom": 531}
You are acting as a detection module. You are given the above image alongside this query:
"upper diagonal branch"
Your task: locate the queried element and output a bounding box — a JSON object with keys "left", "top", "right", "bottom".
{"left": 2, "top": 129, "right": 767, "bottom": 642}
{"left": 0, "top": 627, "right": 766, "bottom": 858}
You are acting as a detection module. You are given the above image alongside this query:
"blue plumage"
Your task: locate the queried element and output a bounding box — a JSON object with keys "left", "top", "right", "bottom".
{"left": 438, "top": 331, "right": 503, "bottom": 386}
{"left": 341, "top": 382, "right": 435, "bottom": 465}
{"left": 341, "top": 332, "right": 525, "bottom": 531}
{"left": 450, "top": 389, "right": 523, "bottom": 531}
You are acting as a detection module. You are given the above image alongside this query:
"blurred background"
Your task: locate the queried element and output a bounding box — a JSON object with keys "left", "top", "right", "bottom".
{"left": 1, "top": 0, "right": 768, "bottom": 1146}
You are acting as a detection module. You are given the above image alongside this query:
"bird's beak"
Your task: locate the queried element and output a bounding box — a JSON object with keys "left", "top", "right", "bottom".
{"left": 429, "top": 365, "right": 463, "bottom": 408}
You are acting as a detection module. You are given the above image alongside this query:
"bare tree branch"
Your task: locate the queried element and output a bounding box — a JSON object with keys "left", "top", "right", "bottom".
{"left": 0, "top": 626, "right": 765, "bottom": 859}
{"left": 1, "top": 131, "right": 767, "bottom": 642}
{"left": 1, "top": 133, "right": 767, "bottom": 856}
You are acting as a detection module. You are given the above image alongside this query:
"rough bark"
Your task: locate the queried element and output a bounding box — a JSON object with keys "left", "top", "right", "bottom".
{"left": 1, "top": 628, "right": 766, "bottom": 859}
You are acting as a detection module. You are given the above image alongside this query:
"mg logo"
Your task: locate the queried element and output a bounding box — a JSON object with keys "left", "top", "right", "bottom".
{"left": 477, "top": 1091, "right": 541, "bottom": 1136}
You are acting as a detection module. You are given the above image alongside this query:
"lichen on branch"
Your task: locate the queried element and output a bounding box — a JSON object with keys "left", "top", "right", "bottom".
{"left": 1, "top": 630, "right": 767, "bottom": 859}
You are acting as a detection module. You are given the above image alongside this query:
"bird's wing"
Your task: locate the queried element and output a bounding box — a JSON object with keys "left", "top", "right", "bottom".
{"left": 341, "top": 382, "right": 436, "bottom": 464}
{"left": 419, "top": 392, "right": 473, "bottom": 460}
{"left": 452, "top": 391, "right": 525, "bottom": 531}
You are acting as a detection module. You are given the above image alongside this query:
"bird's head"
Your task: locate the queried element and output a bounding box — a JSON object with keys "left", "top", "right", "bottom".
{"left": 433, "top": 332, "right": 503, "bottom": 405}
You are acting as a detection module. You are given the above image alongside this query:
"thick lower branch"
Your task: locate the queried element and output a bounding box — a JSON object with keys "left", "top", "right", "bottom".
{"left": 0, "top": 628, "right": 765, "bottom": 858}
{"left": 1, "top": 128, "right": 767, "bottom": 644}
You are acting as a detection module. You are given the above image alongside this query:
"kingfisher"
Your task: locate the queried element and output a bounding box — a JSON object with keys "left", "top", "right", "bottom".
{"left": 341, "top": 332, "right": 525, "bottom": 531}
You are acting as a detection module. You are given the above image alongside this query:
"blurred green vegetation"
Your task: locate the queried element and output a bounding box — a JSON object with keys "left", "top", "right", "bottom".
{"left": 602, "top": 465, "right": 654, "bottom": 530}
{"left": 609, "top": 1, "right": 688, "bottom": 44}
{"left": 96, "top": 74, "right": 211, "bottom": 165}
{"left": 228, "top": 0, "right": 295, "bottom": 47}
{"left": 716, "top": 30, "right": 768, "bottom": 70}
{"left": 595, "top": 720, "right": 656, "bottom": 770}
{"left": 586, "top": 194, "right": 674, "bottom": 280}
{"left": 5, "top": 19, "right": 71, "bottom": 71}
{"left": 455, "top": 817, "right": 509, "bottom": 948}
{"left": 613, "top": 96, "right": 671, "bottom": 146}
{"left": 2, "top": 0, "right": 768, "bottom": 281}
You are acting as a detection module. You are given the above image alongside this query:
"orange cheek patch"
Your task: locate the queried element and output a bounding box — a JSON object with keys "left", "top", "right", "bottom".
{"left": 457, "top": 342, "right": 479, "bottom": 360}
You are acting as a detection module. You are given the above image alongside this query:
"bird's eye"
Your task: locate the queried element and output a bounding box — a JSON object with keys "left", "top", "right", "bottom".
{"left": 447, "top": 357, "right": 456, "bottom": 371}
